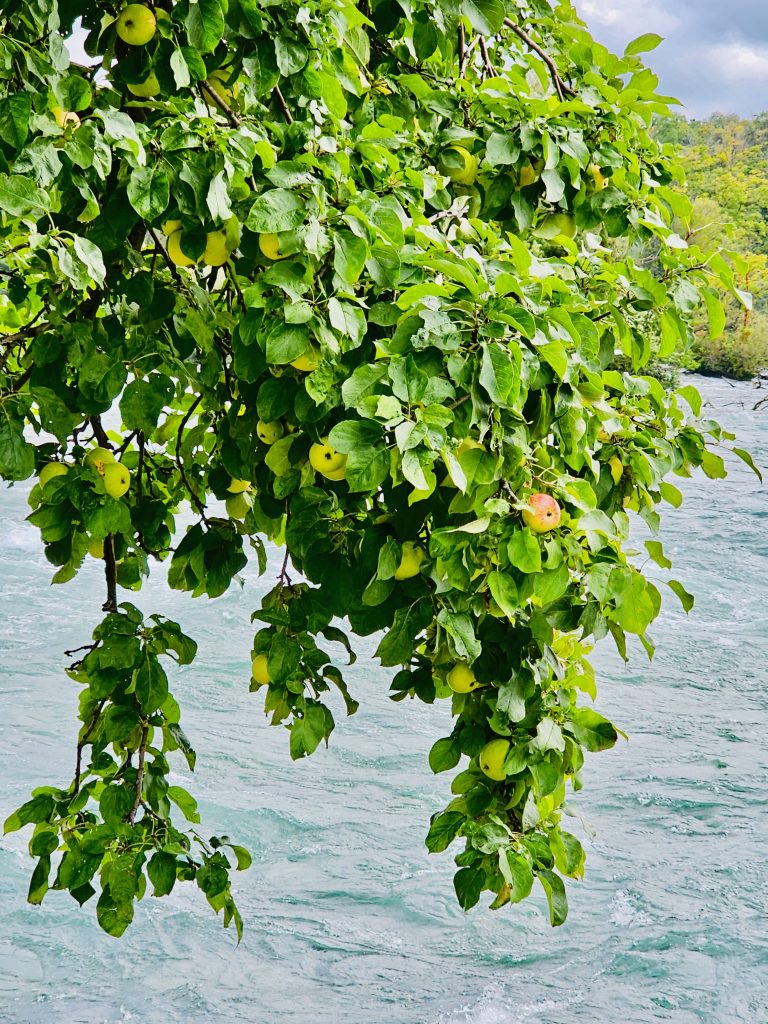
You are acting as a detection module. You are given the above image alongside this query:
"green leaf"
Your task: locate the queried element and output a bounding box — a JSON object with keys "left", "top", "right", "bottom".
{"left": 436, "top": 609, "right": 481, "bottom": 664}
{"left": 487, "top": 570, "right": 519, "bottom": 618}
{"left": 732, "top": 447, "right": 763, "bottom": 482}
{"left": 645, "top": 540, "right": 671, "bottom": 570}
{"left": 0, "top": 412, "right": 34, "bottom": 481}
{"left": 133, "top": 655, "right": 169, "bottom": 714}
{"left": 499, "top": 850, "right": 534, "bottom": 903}
{"left": 538, "top": 869, "right": 568, "bottom": 926}
{"left": 167, "top": 785, "right": 201, "bottom": 823}
{"left": 460, "top": 0, "right": 505, "bottom": 35}
{"left": 624, "top": 33, "right": 664, "bottom": 56}
{"left": 186, "top": 0, "right": 225, "bottom": 52}
{"left": 425, "top": 810, "right": 465, "bottom": 853}
{"left": 567, "top": 708, "right": 618, "bottom": 752}
{"left": 96, "top": 890, "right": 134, "bottom": 937}
{"left": 148, "top": 851, "right": 177, "bottom": 897}
{"left": 507, "top": 529, "right": 541, "bottom": 573}
{"left": 120, "top": 374, "right": 174, "bottom": 435}
{"left": 453, "top": 865, "right": 485, "bottom": 910}
{"left": 429, "top": 737, "right": 461, "bottom": 774}
{"left": 376, "top": 602, "right": 431, "bottom": 666}
{"left": 265, "top": 324, "right": 309, "bottom": 364}
{"left": 497, "top": 676, "right": 529, "bottom": 722}
{"left": 246, "top": 189, "right": 305, "bottom": 233}
{"left": 479, "top": 343, "right": 520, "bottom": 406}
{"left": 127, "top": 165, "right": 170, "bottom": 220}
{"left": 4, "top": 794, "right": 54, "bottom": 834}
{"left": 333, "top": 231, "right": 368, "bottom": 285}
{"left": 0, "top": 174, "right": 49, "bottom": 217}
{"left": 667, "top": 579, "right": 695, "bottom": 613}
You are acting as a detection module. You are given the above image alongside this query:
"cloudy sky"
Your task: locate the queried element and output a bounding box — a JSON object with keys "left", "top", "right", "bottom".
{"left": 574, "top": 0, "right": 768, "bottom": 118}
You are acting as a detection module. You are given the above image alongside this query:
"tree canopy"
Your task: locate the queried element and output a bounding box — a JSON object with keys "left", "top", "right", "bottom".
{"left": 0, "top": 0, "right": 755, "bottom": 938}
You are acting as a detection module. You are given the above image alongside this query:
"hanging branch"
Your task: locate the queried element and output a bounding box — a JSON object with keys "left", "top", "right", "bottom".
{"left": 272, "top": 86, "right": 293, "bottom": 124}
{"left": 503, "top": 18, "right": 576, "bottom": 99}
{"left": 127, "top": 722, "right": 149, "bottom": 825}
{"left": 73, "top": 699, "right": 106, "bottom": 794}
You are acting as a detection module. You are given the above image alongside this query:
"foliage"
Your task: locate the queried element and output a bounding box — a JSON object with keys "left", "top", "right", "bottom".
{"left": 0, "top": 0, "right": 751, "bottom": 937}
{"left": 656, "top": 112, "right": 768, "bottom": 379}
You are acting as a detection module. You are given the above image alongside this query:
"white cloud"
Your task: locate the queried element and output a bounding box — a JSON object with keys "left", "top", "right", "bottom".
{"left": 701, "top": 42, "right": 768, "bottom": 83}
{"left": 577, "top": 0, "right": 681, "bottom": 38}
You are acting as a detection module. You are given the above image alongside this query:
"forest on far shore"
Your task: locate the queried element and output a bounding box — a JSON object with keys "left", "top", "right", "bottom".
{"left": 658, "top": 112, "right": 768, "bottom": 381}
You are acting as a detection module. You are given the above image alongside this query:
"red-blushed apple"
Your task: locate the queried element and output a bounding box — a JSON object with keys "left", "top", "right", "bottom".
{"left": 522, "top": 493, "right": 561, "bottom": 533}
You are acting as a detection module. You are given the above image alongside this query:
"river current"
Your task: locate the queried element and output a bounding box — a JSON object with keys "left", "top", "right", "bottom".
{"left": 1, "top": 375, "right": 766, "bottom": 1024}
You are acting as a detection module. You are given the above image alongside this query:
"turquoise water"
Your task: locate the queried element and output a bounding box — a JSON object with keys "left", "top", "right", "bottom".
{"left": 1, "top": 375, "right": 767, "bottom": 1024}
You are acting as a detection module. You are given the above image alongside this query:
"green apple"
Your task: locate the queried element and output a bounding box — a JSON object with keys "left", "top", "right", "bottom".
{"left": 394, "top": 541, "right": 424, "bottom": 580}
{"left": 116, "top": 4, "right": 157, "bottom": 45}
{"left": 128, "top": 71, "right": 160, "bottom": 97}
{"left": 256, "top": 420, "right": 284, "bottom": 445}
{"left": 39, "top": 462, "right": 69, "bottom": 487}
{"left": 161, "top": 218, "right": 182, "bottom": 236}
{"left": 103, "top": 462, "right": 131, "bottom": 498}
{"left": 521, "top": 493, "right": 561, "bottom": 533}
{"left": 309, "top": 440, "right": 347, "bottom": 480}
{"left": 535, "top": 212, "right": 577, "bottom": 240}
{"left": 438, "top": 145, "right": 478, "bottom": 185}
{"left": 251, "top": 653, "right": 270, "bottom": 687}
{"left": 447, "top": 664, "right": 480, "bottom": 693}
{"left": 226, "top": 493, "right": 250, "bottom": 520}
{"left": 202, "top": 230, "right": 230, "bottom": 267}
{"left": 518, "top": 162, "right": 538, "bottom": 187}
{"left": 479, "top": 738, "right": 511, "bottom": 781}
{"left": 87, "top": 537, "right": 105, "bottom": 559}
{"left": 52, "top": 107, "right": 80, "bottom": 130}
{"left": 167, "top": 229, "right": 196, "bottom": 267}
{"left": 84, "top": 446, "right": 116, "bottom": 476}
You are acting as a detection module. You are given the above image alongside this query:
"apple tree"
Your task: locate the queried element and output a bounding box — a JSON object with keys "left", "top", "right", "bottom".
{"left": 0, "top": 0, "right": 751, "bottom": 937}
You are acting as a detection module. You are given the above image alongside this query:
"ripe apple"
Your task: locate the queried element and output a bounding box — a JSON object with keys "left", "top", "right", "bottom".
{"left": 206, "top": 68, "right": 240, "bottom": 107}
{"left": 291, "top": 348, "right": 321, "bottom": 372}
{"left": 393, "top": 541, "right": 424, "bottom": 580}
{"left": 87, "top": 537, "right": 105, "bottom": 559}
{"left": 438, "top": 145, "right": 478, "bottom": 185}
{"left": 447, "top": 664, "right": 480, "bottom": 693}
{"left": 479, "top": 738, "right": 511, "bottom": 781}
{"left": 103, "top": 462, "right": 131, "bottom": 498}
{"left": 161, "top": 218, "right": 181, "bottom": 236}
{"left": 39, "top": 462, "right": 69, "bottom": 487}
{"left": 226, "top": 493, "right": 250, "bottom": 520}
{"left": 128, "top": 71, "right": 160, "bottom": 97}
{"left": 522, "top": 493, "right": 561, "bottom": 533}
{"left": 84, "top": 446, "right": 116, "bottom": 476}
{"left": 608, "top": 455, "right": 623, "bottom": 485}
{"left": 202, "top": 230, "right": 230, "bottom": 267}
{"left": 167, "top": 229, "right": 196, "bottom": 267}
{"left": 227, "top": 478, "right": 251, "bottom": 494}
{"left": 116, "top": 4, "right": 157, "bottom": 45}
{"left": 251, "top": 653, "right": 270, "bottom": 687}
{"left": 256, "top": 420, "right": 284, "bottom": 445}
{"left": 309, "top": 439, "right": 347, "bottom": 480}
{"left": 259, "top": 233, "right": 289, "bottom": 260}
{"left": 52, "top": 107, "right": 80, "bottom": 130}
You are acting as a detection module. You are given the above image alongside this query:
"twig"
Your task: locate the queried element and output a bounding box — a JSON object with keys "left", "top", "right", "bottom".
{"left": 272, "top": 86, "right": 293, "bottom": 125}
{"left": 457, "top": 21, "right": 466, "bottom": 77}
{"left": 478, "top": 37, "right": 496, "bottom": 78}
{"left": 147, "top": 226, "right": 185, "bottom": 288}
{"left": 277, "top": 546, "right": 292, "bottom": 587}
{"left": 503, "top": 18, "right": 576, "bottom": 99}
{"left": 200, "top": 80, "right": 240, "bottom": 127}
{"left": 127, "top": 722, "right": 149, "bottom": 825}
{"left": 73, "top": 699, "right": 106, "bottom": 794}
{"left": 103, "top": 534, "right": 118, "bottom": 613}
{"left": 175, "top": 393, "right": 208, "bottom": 520}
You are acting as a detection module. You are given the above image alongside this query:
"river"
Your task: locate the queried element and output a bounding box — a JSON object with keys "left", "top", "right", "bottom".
{"left": 1, "top": 375, "right": 766, "bottom": 1024}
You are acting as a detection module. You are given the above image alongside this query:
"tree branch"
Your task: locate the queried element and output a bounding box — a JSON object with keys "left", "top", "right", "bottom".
{"left": 127, "top": 722, "right": 149, "bottom": 825}
{"left": 272, "top": 86, "right": 293, "bottom": 125}
{"left": 73, "top": 699, "right": 106, "bottom": 794}
{"left": 503, "top": 18, "right": 576, "bottom": 99}
{"left": 175, "top": 393, "right": 208, "bottom": 521}
{"left": 103, "top": 534, "right": 118, "bottom": 613}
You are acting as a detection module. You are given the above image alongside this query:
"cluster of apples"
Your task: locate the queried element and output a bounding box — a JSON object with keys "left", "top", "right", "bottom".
{"left": 160, "top": 217, "right": 239, "bottom": 269}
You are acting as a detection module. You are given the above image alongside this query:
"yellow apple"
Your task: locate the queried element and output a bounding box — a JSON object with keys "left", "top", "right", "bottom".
{"left": 161, "top": 218, "right": 182, "bottom": 236}
{"left": 394, "top": 541, "right": 424, "bottom": 580}
{"left": 103, "top": 462, "right": 131, "bottom": 498}
{"left": 226, "top": 493, "right": 251, "bottom": 520}
{"left": 438, "top": 145, "right": 478, "bottom": 185}
{"left": 535, "top": 212, "right": 577, "bottom": 240}
{"left": 84, "top": 446, "right": 116, "bottom": 476}
{"left": 290, "top": 348, "right": 321, "bottom": 372}
{"left": 447, "top": 664, "right": 480, "bottom": 693}
{"left": 39, "top": 462, "right": 69, "bottom": 487}
{"left": 127, "top": 71, "right": 160, "bottom": 97}
{"left": 52, "top": 107, "right": 80, "bottom": 130}
{"left": 202, "top": 230, "right": 230, "bottom": 267}
{"left": 259, "top": 233, "right": 289, "bottom": 260}
{"left": 206, "top": 68, "right": 240, "bottom": 107}
{"left": 309, "top": 440, "right": 347, "bottom": 479}
{"left": 87, "top": 537, "right": 105, "bottom": 559}
{"left": 116, "top": 4, "right": 157, "bottom": 45}
{"left": 522, "top": 493, "right": 562, "bottom": 533}
{"left": 227, "top": 478, "right": 251, "bottom": 494}
{"left": 167, "top": 229, "right": 196, "bottom": 267}
{"left": 251, "top": 653, "right": 270, "bottom": 687}
{"left": 256, "top": 420, "right": 284, "bottom": 445}
{"left": 479, "top": 738, "right": 511, "bottom": 781}
{"left": 608, "top": 456, "right": 623, "bottom": 485}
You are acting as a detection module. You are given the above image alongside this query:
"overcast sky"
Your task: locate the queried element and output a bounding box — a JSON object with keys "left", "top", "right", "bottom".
{"left": 574, "top": 0, "right": 768, "bottom": 119}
